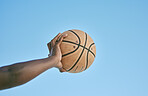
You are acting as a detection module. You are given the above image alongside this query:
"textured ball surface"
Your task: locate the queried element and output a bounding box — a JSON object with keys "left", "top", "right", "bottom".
{"left": 61, "top": 29, "right": 96, "bottom": 73}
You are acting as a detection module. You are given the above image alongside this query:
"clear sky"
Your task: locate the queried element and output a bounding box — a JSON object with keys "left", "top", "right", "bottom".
{"left": 0, "top": 0, "right": 148, "bottom": 96}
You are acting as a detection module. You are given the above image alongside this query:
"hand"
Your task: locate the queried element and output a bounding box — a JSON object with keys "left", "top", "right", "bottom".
{"left": 47, "top": 33, "right": 67, "bottom": 72}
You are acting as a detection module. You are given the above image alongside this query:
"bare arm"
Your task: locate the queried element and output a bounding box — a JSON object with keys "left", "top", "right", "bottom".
{"left": 0, "top": 33, "right": 67, "bottom": 90}
{"left": 0, "top": 57, "right": 57, "bottom": 90}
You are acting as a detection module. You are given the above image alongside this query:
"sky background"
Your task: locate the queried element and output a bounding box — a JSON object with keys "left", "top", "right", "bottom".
{"left": 0, "top": 0, "right": 148, "bottom": 96}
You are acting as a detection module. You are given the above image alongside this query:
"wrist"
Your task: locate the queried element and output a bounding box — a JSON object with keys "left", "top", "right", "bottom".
{"left": 47, "top": 56, "right": 59, "bottom": 68}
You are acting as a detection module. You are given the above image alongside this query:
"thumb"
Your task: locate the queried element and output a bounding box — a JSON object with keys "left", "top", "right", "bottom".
{"left": 59, "top": 67, "right": 67, "bottom": 73}
{"left": 56, "top": 62, "right": 67, "bottom": 73}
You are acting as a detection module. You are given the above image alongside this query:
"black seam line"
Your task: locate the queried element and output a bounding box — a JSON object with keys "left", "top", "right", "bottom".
{"left": 62, "top": 30, "right": 81, "bottom": 57}
{"left": 62, "top": 40, "right": 96, "bottom": 57}
{"left": 67, "top": 32, "right": 87, "bottom": 71}
{"left": 73, "top": 66, "right": 78, "bottom": 72}
{"left": 84, "top": 43, "right": 95, "bottom": 70}
{"left": 79, "top": 66, "right": 84, "bottom": 72}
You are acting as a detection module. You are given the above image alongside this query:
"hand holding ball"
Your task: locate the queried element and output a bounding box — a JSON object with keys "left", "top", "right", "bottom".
{"left": 48, "top": 29, "right": 96, "bottom": 73}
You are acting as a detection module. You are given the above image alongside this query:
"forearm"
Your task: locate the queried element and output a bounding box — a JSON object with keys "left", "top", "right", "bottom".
{"left": 0, "top": 56, "right": 57, "bottom": 90}
{"left": 11, "top": 56, "right": 56, "bottom": 83}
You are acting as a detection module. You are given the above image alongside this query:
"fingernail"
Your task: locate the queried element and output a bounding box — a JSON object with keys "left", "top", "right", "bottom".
{"left": 63, "top": 34, "right": 68, "bottom": 37}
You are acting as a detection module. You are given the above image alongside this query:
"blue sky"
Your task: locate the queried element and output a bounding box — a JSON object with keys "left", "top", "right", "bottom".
{"left": 0, "top": 0, "right": 148, "bottom": 96}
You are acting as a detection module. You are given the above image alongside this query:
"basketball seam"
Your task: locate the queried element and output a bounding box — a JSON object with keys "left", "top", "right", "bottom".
{"left": 79, "top": 66, "right": 84, "bottom": 72}
{"left": 84, "top": 43, "right": 95, "bottom": 70}
{"left": 62, "top": 30, "right": 81, "bottom": 57}
{"left": 73, "top": 66, "right": 78, "bottom": 72}
{"left": 67, "top": 32, "right": 88, "bottom": 72}
{"left": 62, "top": 40, "right": 96, "bottom": 57}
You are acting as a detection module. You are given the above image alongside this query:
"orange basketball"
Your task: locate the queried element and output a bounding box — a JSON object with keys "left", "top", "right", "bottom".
{"left": 61, "top": 29, "right": 96, "bottom": 73}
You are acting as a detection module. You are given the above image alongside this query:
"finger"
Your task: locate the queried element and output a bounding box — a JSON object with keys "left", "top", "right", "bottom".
{"left": 56, "top": 34, "right": 68, "bottom": 45}
{"left": 62, "top": 33, "right": 68, "bottom": 38}
{"left": 57, "top": 36, "right": 63, "bottom": 45}
{"left": 52, "top": 33, "right": 61, "bottom": 43}
{"left": 53, "top": 33, "right": 61, "bottom": 40}
{"left": 51, "top": 33, "right": 61, "bottom": 46}
{"left": 47, "top": 33, "right": 60, "bottom": 47}
{"left": 59, "top": 67, "right": 67, "bottom": 73}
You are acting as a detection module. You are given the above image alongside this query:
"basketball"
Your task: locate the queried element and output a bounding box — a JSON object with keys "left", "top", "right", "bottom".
{"left": 61, "top": 29, "right": 96, "bottom": 73}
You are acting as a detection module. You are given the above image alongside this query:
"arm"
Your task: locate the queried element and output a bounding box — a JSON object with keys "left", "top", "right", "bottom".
{"left": 0, "top": 33, "right": 67, "bottom": 90}
{"left": 0, "top": 57, "right": 57, "bottom": 90}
